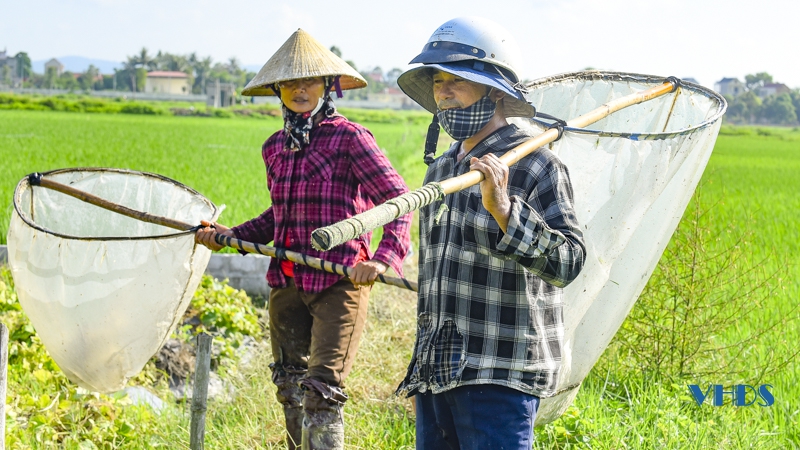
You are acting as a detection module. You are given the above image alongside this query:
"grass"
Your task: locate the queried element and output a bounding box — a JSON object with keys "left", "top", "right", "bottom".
{"left": 0, "top": 109, "right": 431, "bottom": 248}
{"left": 1, "top": 112, "right": 799, "bottom": 448}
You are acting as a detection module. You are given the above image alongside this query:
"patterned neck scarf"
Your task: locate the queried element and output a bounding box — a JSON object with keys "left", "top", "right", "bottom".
{"left": 279, "top": 80, "right": 337, "bottom": 152}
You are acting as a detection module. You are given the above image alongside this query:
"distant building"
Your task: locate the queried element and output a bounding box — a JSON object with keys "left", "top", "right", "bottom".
{"left": 366, "top": 87, "right": 421, "bottom": 109}
{"left": 44, "top": 58, "right": 64, "bottom": 76}
{"left": 144, "top": 71, "right": 192, "bottom": 95}
{"left": 206, "top": 80, "right": 237, "bottom": 107}
{"left": 757, "top": 83, "right": 790, "bottom": 98}
{"left": 145, "top": 71, "right": 191, "bottom": 95}
{"left": 715, "top": 77, "right": 745, "bottom": 97}
{"left": 0, "top": 49, "right": 20, "bottom": 86}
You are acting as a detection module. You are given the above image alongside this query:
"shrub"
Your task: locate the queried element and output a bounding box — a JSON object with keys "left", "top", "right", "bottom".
{"left": 119, "top": 103, "right": 162, "bottom": 115}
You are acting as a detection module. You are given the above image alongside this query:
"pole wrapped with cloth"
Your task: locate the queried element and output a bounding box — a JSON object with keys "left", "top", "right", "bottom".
{"left": 311, "top": 77, "right": 679, "bottom": 252}
{"left": 311, "top": 183, "right": 444, "bottom": 252}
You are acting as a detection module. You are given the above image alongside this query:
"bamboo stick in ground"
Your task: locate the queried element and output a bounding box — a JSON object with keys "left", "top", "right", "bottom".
{"left": 311, "top": 80, "right": 678, "bottom": 252}
{"left": 0, "top": 322, "right": 8, "bottom": 450}
{"left": 190, "top": 333, "right": 212, "bottom": 450}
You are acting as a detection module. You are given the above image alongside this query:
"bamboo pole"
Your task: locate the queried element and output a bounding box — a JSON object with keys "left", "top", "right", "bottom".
{"left": 28, "top": 176, "right": 418, "bottom": 291}
{"left": 189, "top": 333, "right": 212, "bottom": 450}
{"left": 311, "top": 80, "right": 678, "bottom": 251}
{"left": 0, "top": 323, "right": 8, "bottom": 450}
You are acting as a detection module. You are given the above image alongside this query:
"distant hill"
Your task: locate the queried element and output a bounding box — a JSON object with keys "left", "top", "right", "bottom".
{"left": 31, "top": 56, "right": 122, "bottom": 75}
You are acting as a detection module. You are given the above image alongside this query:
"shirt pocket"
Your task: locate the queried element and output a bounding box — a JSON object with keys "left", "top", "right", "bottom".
{"left": 300, "top": 148, "right": 334, "bottom": 183}
{"left": 432, "top": 319, "right": 466, "bottom": 388}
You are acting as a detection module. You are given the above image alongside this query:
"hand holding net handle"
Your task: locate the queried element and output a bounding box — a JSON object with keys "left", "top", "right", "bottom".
{"left": 311, "top": 80, "right": 679, "bottom": 251}
{"left": 28, "top": 175, "right": 418, "bottom": 292}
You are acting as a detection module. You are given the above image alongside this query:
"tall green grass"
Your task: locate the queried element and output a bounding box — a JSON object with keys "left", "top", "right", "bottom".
{"left": 0, "top": 112, "right": 798, "bottom": 447}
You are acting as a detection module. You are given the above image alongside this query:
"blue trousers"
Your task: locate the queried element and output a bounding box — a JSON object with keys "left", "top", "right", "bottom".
{"left": 415, "top": 384, "right": 540, "bottom": 450}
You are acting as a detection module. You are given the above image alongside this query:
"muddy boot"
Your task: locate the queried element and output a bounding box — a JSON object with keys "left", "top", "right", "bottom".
{"left": 300, "top": 381, "right": 348, "bottom": 450}
{"left": 272, "top": 364, "right": 308, "bottom": 450}
{"left": 284, "top": 406, "right": 304, "bottom": 450}
{"left": 301, "top": 408, "right": 344, "bottom": 450}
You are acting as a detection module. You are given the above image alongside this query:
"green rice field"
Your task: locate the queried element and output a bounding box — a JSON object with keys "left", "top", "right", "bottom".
{"left": 0, "top": 110, "right": 798, "bottom": 448}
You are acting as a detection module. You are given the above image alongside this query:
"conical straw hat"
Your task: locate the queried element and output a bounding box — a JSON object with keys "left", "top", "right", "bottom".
{"left": 242, "top": 29, "right": 367, "bottom": 96}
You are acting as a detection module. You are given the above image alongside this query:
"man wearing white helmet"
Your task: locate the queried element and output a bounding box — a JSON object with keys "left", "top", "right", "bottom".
{"left": 396, "top": 17, "right": 586, "bottom": 449}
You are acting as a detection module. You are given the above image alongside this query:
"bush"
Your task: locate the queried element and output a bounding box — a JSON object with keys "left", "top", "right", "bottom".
{"left": 211, "top": 108, "right": 234, "bottom": 118}
{"left": 119, "top": 103, "right": 162, "bottom": 115}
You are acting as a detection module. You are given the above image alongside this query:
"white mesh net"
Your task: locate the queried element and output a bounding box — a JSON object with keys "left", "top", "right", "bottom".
{"left": 513, "top": 72, "right": 726, "bottom": 424}
{"left": 7, "top": 168, "right": 218, "bottom": 393}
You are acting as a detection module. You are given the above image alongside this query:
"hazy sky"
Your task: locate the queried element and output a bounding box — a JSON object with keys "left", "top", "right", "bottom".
{"left": 4, "top": 0, "right": 798, "bottom": 89}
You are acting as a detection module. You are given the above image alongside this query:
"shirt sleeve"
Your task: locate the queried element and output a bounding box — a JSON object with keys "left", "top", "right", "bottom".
{"left": 494, "top": 158, "right": 586, "bottom": 288}
{"left": 231, "top": 207, "right": 275, "bottom": 246}
{"left": 347, "top": 125, "right": 412, "bottom": 277}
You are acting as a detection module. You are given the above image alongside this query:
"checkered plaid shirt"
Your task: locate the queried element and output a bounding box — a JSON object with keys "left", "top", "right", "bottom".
{"left": 397, "top": 124, "right": 586, "bottom": 398}
{"left": 232, "top": 114, "right": 412, "bottom": 294}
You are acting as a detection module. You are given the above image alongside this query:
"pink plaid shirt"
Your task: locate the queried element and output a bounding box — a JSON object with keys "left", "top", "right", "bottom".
{"left": 232, "top": 114, "right": 412, "bottom": 293}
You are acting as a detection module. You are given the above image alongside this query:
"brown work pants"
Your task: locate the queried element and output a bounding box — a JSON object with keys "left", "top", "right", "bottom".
{"left": 269, "top": 277, "right": 370, "bottom": 391}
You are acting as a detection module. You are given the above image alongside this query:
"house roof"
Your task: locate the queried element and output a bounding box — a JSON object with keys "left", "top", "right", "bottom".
{"left": 147, "top": 71, "right": 189, "bottom": 78}
{"left": 717, "top": 77, "right": 741, "bottom": 84}
{"left": 762, "top": 83, "right": 789, "bottom": 89}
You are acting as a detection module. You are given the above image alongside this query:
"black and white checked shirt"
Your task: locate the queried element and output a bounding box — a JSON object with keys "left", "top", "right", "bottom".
{"left": 398, "top": 124, "right": 586, "bottom": 398}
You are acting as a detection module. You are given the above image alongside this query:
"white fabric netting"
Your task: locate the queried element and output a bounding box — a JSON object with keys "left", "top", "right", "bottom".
{"left": 512, "top": 72, "right": 726, "bottom": 424}
{"left": 7, "top": 168, "right": 218, "bottom": 393}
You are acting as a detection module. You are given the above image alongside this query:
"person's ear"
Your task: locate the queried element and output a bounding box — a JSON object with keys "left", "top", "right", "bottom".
{"left": 490, "top": 88, "right": 506, "bottom": 103}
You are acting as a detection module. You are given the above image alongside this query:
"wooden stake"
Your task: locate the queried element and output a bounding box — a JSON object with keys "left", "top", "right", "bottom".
{"left": 0, "top": 323, "right": 8, "bottom": 450}
{"left": 190, "top": 333, "right": 212, "bottom": 450}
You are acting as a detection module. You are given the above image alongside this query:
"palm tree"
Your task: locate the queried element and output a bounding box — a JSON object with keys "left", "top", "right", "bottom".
{"left": 122, "top": 56, "right": 138, "bottom": 91}
{"left": 192, "top": 56, "right": 213, "bottom": 94}
{"left": 136, "top": 48, "right": 156, "bottom": 71}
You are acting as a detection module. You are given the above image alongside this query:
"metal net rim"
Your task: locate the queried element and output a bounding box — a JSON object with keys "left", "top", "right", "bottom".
{"left": 12, "top": 167, "right": 218, "bottom": 241}
{"left": 525, "top": 70, "right": 728, "bottom": 139}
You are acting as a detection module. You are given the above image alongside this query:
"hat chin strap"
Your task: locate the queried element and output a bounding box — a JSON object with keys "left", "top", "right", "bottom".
{"left": 423, "top": 114, "right": 440, "bottom": 166}
{"left": 310, "top": 97, "right": 325, "bottom": 116}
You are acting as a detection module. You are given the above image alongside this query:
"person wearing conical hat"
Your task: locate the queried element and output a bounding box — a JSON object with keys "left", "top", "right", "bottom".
{"left": 395, "top": 18, "right": 586, "bottom": 449}
{"left": 196, "top": 29, "right": 412, "bottom": 450}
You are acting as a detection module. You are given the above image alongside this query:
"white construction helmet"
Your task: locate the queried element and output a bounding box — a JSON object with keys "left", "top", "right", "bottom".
{"left": 410, "top": 16, "right": 524, "bottom": 83}
{"left": 398, "top": 16, "right": 535, "bottom": 118}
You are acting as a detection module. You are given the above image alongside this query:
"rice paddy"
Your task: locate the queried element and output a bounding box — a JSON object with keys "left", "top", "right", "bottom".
{"left": 0, "top": 110, "right": 798, "bottom": 448}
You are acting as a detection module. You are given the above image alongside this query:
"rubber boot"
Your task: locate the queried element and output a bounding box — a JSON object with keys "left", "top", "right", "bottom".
{"left": 284, "top": 406, "right": 304, "bottom": 450}
{"left": 271, "top": 364, "right": 308, "bottom": 450}
{"left": 301, "top": 407, "right": 344, "bottom": 450}
{"left": 300, "top": 386, "right": 346, "bottom": 450}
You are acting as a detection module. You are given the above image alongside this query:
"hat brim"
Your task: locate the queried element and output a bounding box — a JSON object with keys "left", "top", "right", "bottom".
{"left": 397, "top": 62, "right": 535, "bottom": 118}
{"left": 241, "top": 29, "right": 367, "bottom": 97}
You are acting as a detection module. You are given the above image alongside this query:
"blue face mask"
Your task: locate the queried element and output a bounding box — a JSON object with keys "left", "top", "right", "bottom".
{"left": 436, "top": 96, "right": 497, "bottom": 141}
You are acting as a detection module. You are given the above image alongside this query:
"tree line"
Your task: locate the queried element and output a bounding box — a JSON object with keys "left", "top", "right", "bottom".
{"left": 6, "top": 46, "right": 405, "bottom": 99}
{"left": 7, "top": 48, "right": 257, "bottom": 95}
{"left": 724, "top": 72, "right": 800, "bottom": 125}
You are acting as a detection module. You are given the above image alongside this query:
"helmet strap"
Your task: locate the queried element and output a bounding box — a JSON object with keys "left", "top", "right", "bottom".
{"left": 424, "top": 114, "right": 440, "bottom": 165}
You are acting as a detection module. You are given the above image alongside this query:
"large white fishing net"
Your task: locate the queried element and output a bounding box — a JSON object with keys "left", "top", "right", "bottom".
{"left": 513, "top": 72, "right": 726, "bottom": 424}
{"left": 7, "top": 168, "right": 218, "bottom": 393}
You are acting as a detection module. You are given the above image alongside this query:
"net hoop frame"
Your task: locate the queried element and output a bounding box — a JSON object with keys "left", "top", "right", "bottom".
{"left": 527, "top": 71, "right": 727, "bottom": 140}
{"left": 13, "top": 167, "right": 218, "bottom": 241}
